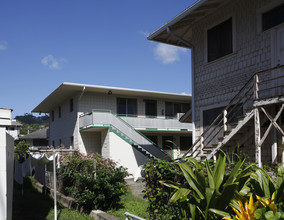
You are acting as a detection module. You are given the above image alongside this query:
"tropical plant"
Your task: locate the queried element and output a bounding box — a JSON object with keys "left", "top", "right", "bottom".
{"left": 223, "top": 194, "right": 284, "bottom": 220}
{"left": 160, "top": 152, "right": 256, "bottom": 219}
{"left": 249, "top": 166, "right": 284, "bottom": 210}
{"left": 14, "top": 140, "right": 30, "bottom": 161}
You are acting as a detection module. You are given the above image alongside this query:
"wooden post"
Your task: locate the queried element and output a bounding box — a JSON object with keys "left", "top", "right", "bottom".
{"left": 223, "top": 109, "right": 227, "bottom": 132}
{"left": 254, "top": 74, "right": 259, "bottom": 100}
{"left": 254, "top": 108, "right": 262, "bottom": 167}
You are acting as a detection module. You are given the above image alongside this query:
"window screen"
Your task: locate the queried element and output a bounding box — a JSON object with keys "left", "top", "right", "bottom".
{"left": 208, "top": 18, "right": 233, "bottom": 62}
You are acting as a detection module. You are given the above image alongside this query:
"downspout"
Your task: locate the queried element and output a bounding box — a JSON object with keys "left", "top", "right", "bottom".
{"left": 166, "top": 27, "right": 196, "bottom": 144}
{"left": 77, "top": 86, "right": 86, "bottom": 153}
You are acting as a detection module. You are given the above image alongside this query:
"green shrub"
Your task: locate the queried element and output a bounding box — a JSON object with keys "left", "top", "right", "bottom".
{"left": 14, "top": 140, "right": 30, "bottom": 161}
{"left": 143, "top": 158, "right": 185, "bottom": 220}
{"left": 58, "top": 152, "right": 129, "bottom": 212}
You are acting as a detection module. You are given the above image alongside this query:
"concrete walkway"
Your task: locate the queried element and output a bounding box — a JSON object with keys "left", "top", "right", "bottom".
{"left": 125, "top": 178, "right": 145, "bottom": 200}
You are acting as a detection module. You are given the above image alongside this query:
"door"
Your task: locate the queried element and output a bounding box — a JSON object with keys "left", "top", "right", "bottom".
{"left": 145, "top": 100, "right": 157, "bottom": 118}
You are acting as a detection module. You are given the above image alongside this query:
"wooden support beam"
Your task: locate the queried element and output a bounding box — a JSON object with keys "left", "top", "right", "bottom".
{"left": 254, "top": 108, "right": 262, "bottom": 167}
{"left": 260, "top": 104, "right": 284, "bottom": 136}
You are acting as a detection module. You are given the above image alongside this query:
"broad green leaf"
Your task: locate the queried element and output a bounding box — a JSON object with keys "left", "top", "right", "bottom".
{"left": 187, "top": 157, "right": 201, "bottom": 170}
{"left": 169, "top": 188, "right": 191, "bottom": 203}
{"left": 213, "top": 151, "right": 226, "bottom": 192}
{"left": 159, "top": 180, "right": 182, "bottom": 190}
{"left": 179, "top": 162, "right": 205, "bottom": 199}
{"left": 209, "top": 208, "right": 231, "bottom": 218}
{"left": 215, "top": 183, "right": 238, "bottom": 210}
{"left": 225, "top": 159, "right": 244, "bottom": 185}
{"left": 265, "top": 210, "right": 278, "bottom": 220}
{"left": 276, "top": 166, "right": 284, "bottom": 190}
{"left": 205, "top": 160, "right": 215, "bottom": 189}
{"left": 189, "top": 203, "right": 196, "bottom": 220}
{"left": 205, "top": 188, "right": 215, "bottom": 212}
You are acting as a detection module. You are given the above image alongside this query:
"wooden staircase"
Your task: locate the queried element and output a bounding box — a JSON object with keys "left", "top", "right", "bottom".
{"left": 183, "top": 65, "right": 284, "bottom": 162}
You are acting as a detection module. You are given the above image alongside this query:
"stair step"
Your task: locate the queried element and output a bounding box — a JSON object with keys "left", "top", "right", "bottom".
{"left": 203, "top": 147, "right": 214, "bottom": 152}
{"left": 224, "top": 130, "right": 232, "bottom": 135}
{"left": 237, "top": 115, "right": 246, "bottom": 120}
{"left": 217, "top": 137, "right": 224, "bottom": 141}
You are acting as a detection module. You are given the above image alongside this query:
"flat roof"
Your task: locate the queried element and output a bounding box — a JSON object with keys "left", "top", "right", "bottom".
{"left": 33, "top": 82, "right": 191, "bottom": 113}
{"left": 147, "top": 0, "right": 223, "bottom": 47}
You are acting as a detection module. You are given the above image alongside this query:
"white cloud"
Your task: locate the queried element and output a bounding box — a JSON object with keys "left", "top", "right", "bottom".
{"left": 41, "top": 55, "right": 67, "bottom": 69}
{"left": 154, "top": 43, "right": 186, "bottom": 64}
{"left": 138, "top": 30, "right": 150, "bottom": 38}
{"left": 0, "top": 41, "right": 7, "bottom": 50}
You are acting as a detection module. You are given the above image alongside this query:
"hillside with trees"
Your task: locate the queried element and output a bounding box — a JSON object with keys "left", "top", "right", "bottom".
{"left": 15, "top": 113, "right": 49, "bottom": 135}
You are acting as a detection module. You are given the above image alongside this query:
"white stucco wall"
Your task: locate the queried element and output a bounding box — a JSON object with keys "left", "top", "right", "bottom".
{"left": 49, "top": 96, "right": 78, "bottom": 148}
{"left": 79, "top": 92, "right": 190, "bottom": 118}
{"left": 108, "top": 132, "right": 149, "bottom": 177}
{"left": 0, "top": 109, "right": 14, "bottom": 220}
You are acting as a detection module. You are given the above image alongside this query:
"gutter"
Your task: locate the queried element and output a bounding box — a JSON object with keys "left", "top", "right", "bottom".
{"left": 166, "top": 26, "right": 196, "bottom": 144}
{"left": 147, "top": 0, "right": 208, "bottom": 40}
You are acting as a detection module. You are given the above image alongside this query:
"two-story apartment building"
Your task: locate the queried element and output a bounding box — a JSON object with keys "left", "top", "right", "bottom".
{"left": 32, "top": 82, "right": 192, "bottom": 176}
{"left": 148, "top": 0, "right": 284, "bottom": 166}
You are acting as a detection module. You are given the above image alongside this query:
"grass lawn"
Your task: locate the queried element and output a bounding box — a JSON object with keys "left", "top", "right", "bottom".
{"left": 107, "top": 191, "right": 149, "bottom": 220}
{"left": 12, "top": 177, "right": 93, "bottom": 220}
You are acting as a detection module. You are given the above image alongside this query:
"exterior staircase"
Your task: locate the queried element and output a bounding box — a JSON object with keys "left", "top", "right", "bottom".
{"left": 79, "top": 110, "right": 171, "bottom": 161}
{"left": 183, "top": 65, "right": 284, "bottom": 160}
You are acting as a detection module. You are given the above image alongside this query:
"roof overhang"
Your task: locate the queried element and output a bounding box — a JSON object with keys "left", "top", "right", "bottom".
{"left": 33, "top": 82, "right": 192, "bottom": 113}
{"left": 147, "top": 0, "right": 223, "bottom": 47}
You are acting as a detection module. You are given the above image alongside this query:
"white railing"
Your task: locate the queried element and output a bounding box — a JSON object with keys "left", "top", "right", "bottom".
{"left": 120, "top": 115, "right": 192, "bottom": 131}
{"left": 79, "top": 110, "right": 156, "bottom": 147}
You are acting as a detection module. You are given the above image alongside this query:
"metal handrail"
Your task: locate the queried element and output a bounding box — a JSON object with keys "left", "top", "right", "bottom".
{"left": 125, "top": 212, "right": 146, "bottom": 220}
{"left": 182, "top": 64, "right": 284, "bottom": 159}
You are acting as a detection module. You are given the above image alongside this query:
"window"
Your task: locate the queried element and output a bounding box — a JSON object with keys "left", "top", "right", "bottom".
{"left": 262, "top": 4, "right": 284, "bottom": 31}
{"left": 146, "top": 135, "right": 158, "bottom": 145}
{"left": 70, "top": 99, "right": 73, "bottom": 112}
{"left": 145, "top": 100, "right": 157, "bottom": 117}
{"left": 51, "top": 111, "right": 54, "bottom": 122}
{"left": 180, "top": 136, "right": 192, "bottom": 151}
{"left": 117, "top": 98, "right": 137, "bottom": 116}
{"left": 59, "top": 106, "right": 61, "bottom": 118}
{"left": 165, "top": 102, "right": 190, "bottom": 118}
{"left": 162, "top": 136, "right": 174, "bottom": 150}
{"left": 70, "top": 136, "right": 74, "bottom": 147}
{"left": 207, "top": 18, "right": 233, "bottom": 62}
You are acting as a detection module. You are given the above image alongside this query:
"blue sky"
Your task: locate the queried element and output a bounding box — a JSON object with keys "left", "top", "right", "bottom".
{"left": 0, "top": 0, "right": 195, "bottom": 117}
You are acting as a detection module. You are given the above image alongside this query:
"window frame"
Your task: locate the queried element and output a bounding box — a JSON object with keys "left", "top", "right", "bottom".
{"left": 117, "top": 98, "right": 137, "bottom": 117}
{"left": 70, "top": 99, "right": 74, "bottom": 112}
{"left": 205, "top": 16, "right": 236, "bottom": 63}
{"left": 144, "top": 99, "right": 157, "bottom": 118}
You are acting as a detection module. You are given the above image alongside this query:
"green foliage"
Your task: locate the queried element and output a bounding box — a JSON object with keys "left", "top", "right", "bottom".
{"left": 14, "top": 140, "right": 30, "bottom": 161}
{"left": 15, "top": 113, "right": 49, "bottom": 125}
{"left": 15, "top": 113, "right": 49, "bottom": 134}
{"left": 143, "top": 158, "right": 185, "bottom": 220}
{"left": 160, "top": 152, "right": 256, "bottom": 220}
{"left": 249, "top": 165, "right": 284, "bottom": 214}
{"left": 107, "top": 192, "right": 149, "bottom": 219}
{"left": 58, "top": 152, "right": 129, "bottom": 212}
{"left": 13, "top": 177, "right": 93, "bottom": 220}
